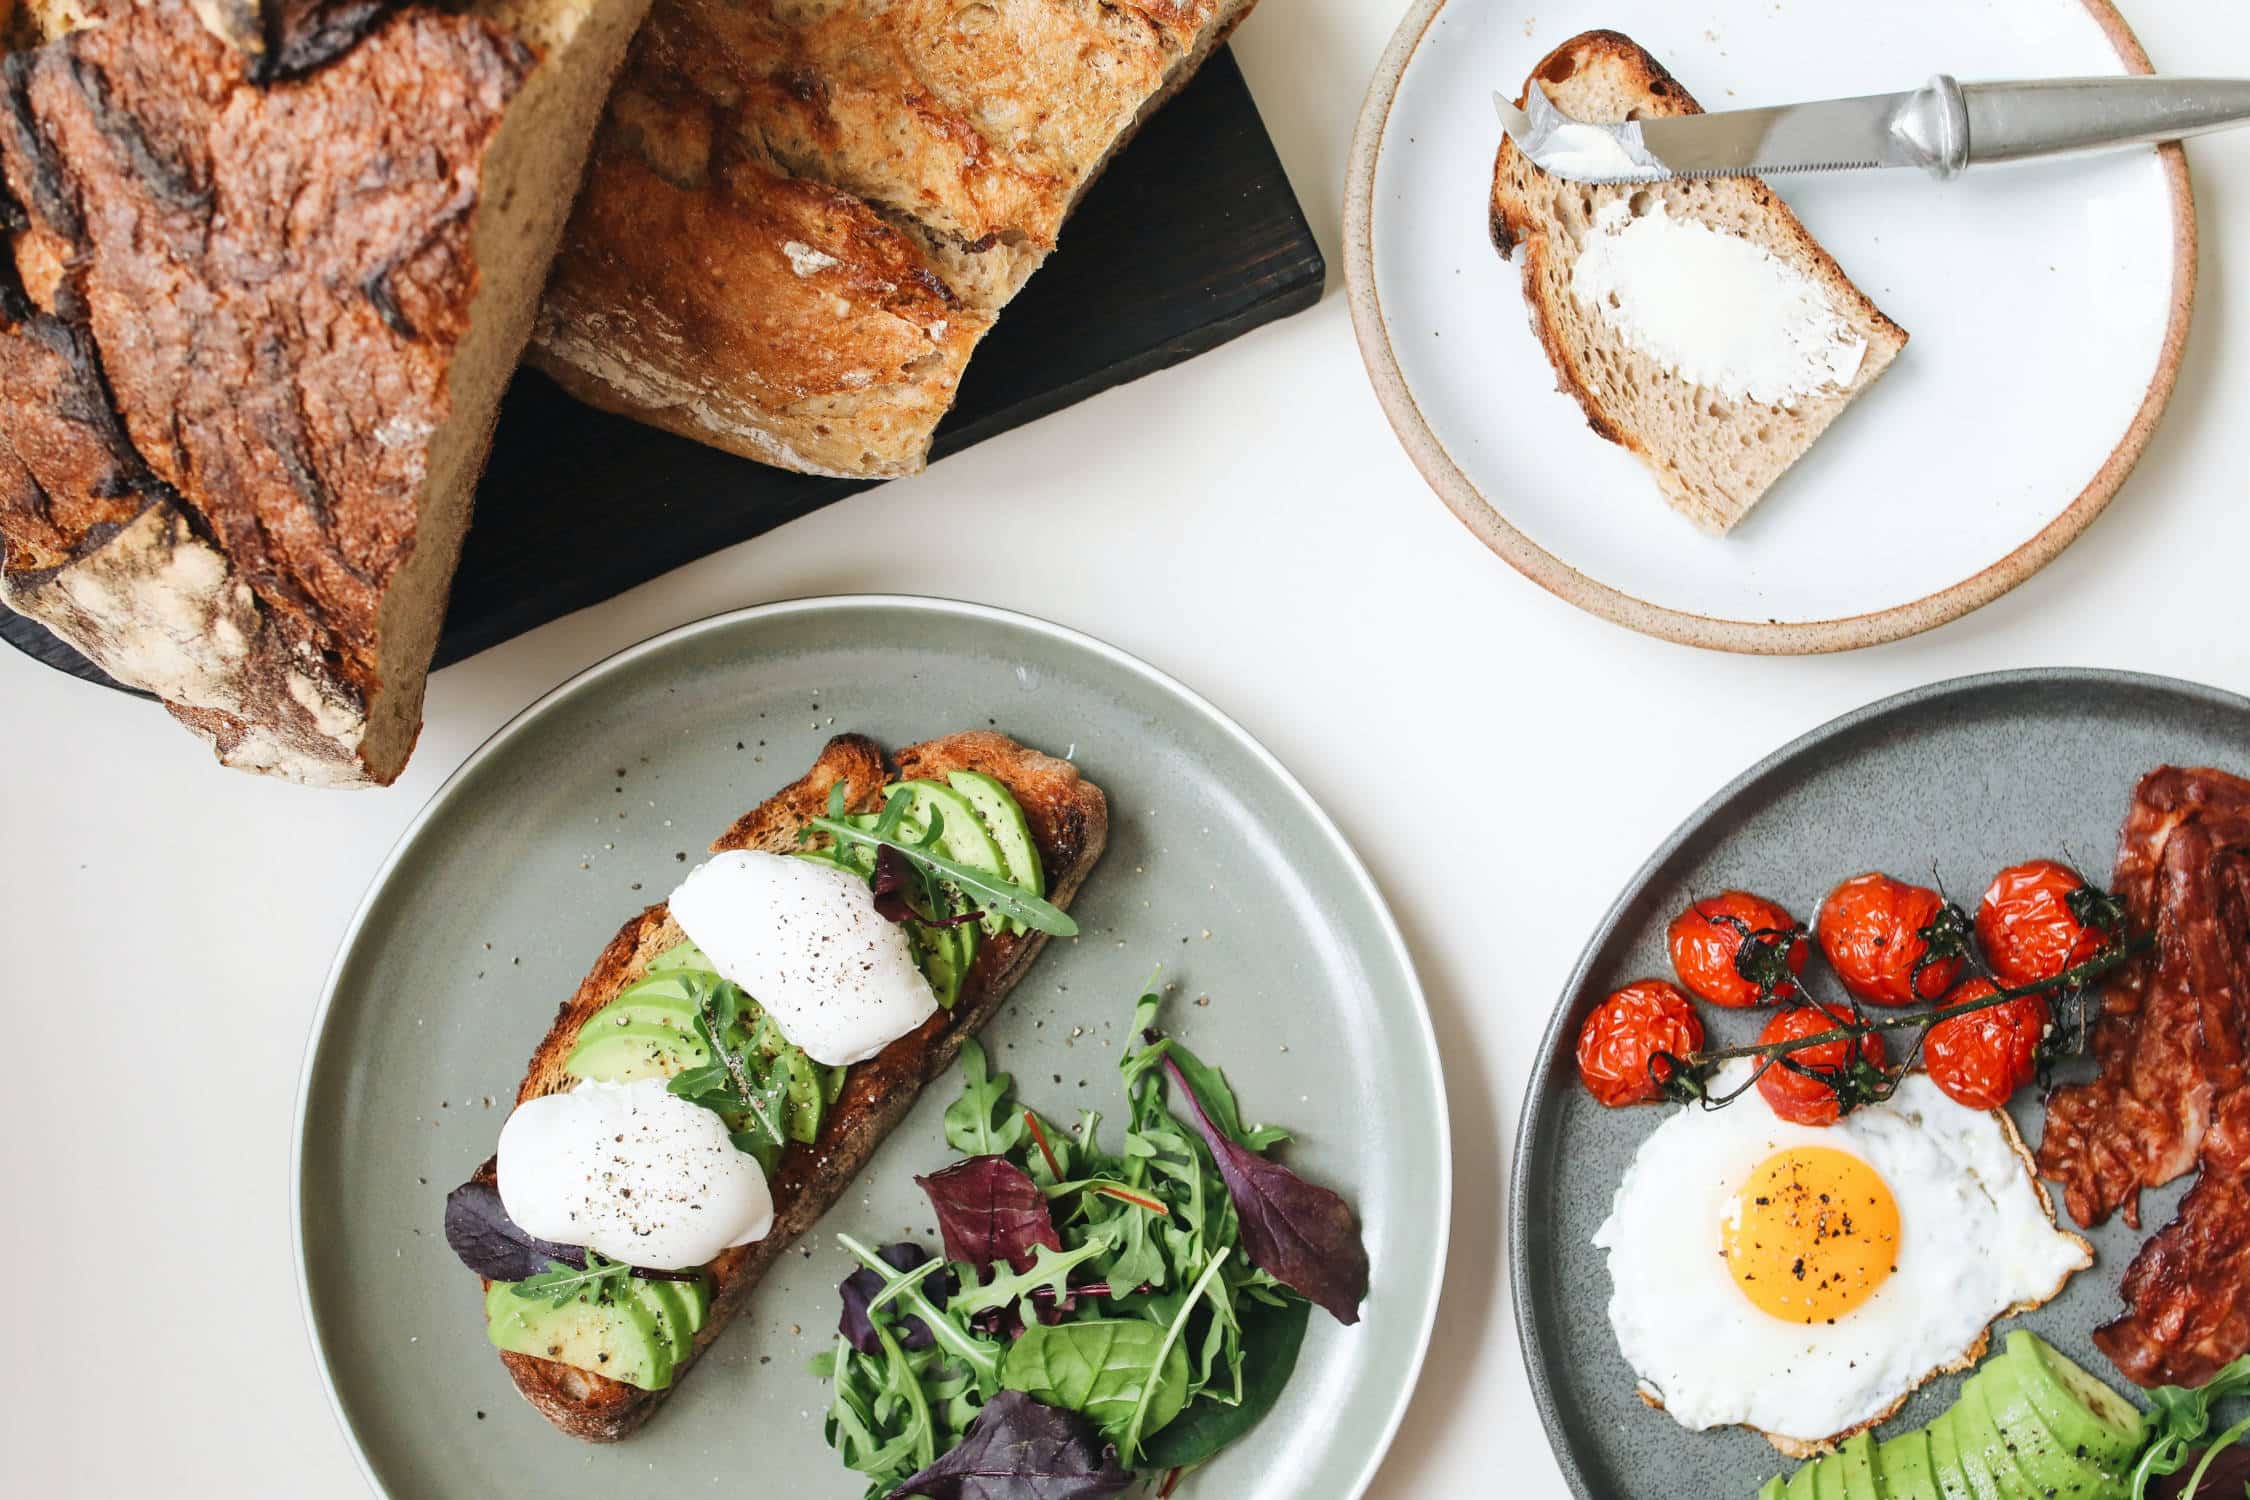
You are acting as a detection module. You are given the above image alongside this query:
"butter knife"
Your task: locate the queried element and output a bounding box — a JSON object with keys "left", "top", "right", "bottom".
{"left": 1495, "top": 75, "right": 2250, "bottom": 184}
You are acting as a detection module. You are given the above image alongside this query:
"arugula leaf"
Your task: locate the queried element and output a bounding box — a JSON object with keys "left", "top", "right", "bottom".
{"left": 1137, "top": 1294, "right": 1311, "bottom": 1470}
{"left": 950, "top": 1240, "right": 1111, "bottom": 1326}
{"left": 839, "top": 1242, "right": 957, "bottom": 1355}
{"left": 664, "top": 972, "right": 791, "bottom": 1173}
{"left": 1001, "top": 1318, "right": 1191, "bottom": 1458}
{"left": 1119, "top": 1249, "right": 1230, "bottom": 1461}
{"left": 839, "top": 1233, "right": 1006, "bottom": 1396}
{"left": 510, "top": 1249, "right": 635, "bottom": 1308}
{"left": 918, "top": 1156, "right": 1064, "bottom": 1275}
{"left": 946, "top": 1039, "right": 1028, "bottom": 1158}
{"left": 2133, "top": 1353, "right": 2250, "bottom": 1499}
{"left": 1161, "top": 1053, "right": 1368, "bottom": 1326}
{"left": 810, "top": 808, "right": 1078, "bottom": 937}
{"left": 890, "top": 1389, "right": 1129, "bottom": 1500}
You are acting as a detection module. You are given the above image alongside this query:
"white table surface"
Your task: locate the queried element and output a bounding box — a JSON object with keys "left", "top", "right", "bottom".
{"left": 4, "top": 3, "right": 2246, "bottom": 1494}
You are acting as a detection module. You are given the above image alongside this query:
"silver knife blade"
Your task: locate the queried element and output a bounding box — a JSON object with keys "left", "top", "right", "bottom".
{"left": 1499, "top": 84, "right": 1938, "bottom": 184}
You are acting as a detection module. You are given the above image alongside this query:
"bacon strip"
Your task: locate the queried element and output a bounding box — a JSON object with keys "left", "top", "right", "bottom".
{"left": 2036, "top": 765, "right": 2250, "bottom": 1387}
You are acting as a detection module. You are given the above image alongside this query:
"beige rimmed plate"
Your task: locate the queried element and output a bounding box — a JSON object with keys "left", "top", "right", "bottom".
{"left": 1345, "top": 0, "right": 2195, "bottom": 654}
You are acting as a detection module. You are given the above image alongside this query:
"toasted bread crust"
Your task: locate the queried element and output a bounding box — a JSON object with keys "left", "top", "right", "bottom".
{"left": 481, "top": 730, "right": 1107, "bottom": 1440}
{"left": 1488, "top": 31, "right": 1908, "bottom": 533}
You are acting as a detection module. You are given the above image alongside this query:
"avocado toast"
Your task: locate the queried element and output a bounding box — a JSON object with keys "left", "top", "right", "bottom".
{"left": 464, "top": 730, "right": 1107, "bottom": 1440}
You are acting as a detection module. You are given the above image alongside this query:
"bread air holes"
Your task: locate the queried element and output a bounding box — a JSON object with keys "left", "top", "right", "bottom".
{"left": 1628, "top": 190, "right": 1652, "bottom": 219}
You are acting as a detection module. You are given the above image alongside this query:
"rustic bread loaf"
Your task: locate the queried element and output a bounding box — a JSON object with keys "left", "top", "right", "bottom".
{"left": 530, "top": 0, "right": 1260, "bottom": 480}
{"left": 1490, "top": 32, "right": 1908, "bottom": 534}
{"left": 0, "top": 0, "right": 650, "bottom": 785}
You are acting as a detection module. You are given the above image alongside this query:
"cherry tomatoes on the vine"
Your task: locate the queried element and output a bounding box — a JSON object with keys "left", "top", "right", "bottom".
{"left": 1923, "top": 976, "right": 2050, "bottom": 1111}
{"left": 1754, "top": 1003, "right": 1891, "bottom": 1127}
{"left": 1667, "top": 891, "right": 1809, "bottom": 1009}
{"left": 1976, "top": 860, "right": 2114, "bottom": 988}
{"left": 1816, "top": 872, "right": 1967, "bottom": 1007}
{"left": 1576, "top": 980, "right": 1704, "bottom": 1108}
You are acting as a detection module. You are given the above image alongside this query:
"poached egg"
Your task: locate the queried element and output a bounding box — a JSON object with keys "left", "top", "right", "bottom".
{"left": 669, "top": 849, "right": 937, "bottom": 1066}
{"left": 498, "top": 1077, "right": 774, "bottom": 1270}
{"left": 1593, "top": 1060, "right": 2089, "bottom": 1450}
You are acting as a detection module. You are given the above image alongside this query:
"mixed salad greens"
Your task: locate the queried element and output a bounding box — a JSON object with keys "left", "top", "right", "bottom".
{"left": 2134, "top": 1352, "right": 2250, "bottom": 1499}
{"left": 812, "top": 988, "right": 1369, "bottom": 1497}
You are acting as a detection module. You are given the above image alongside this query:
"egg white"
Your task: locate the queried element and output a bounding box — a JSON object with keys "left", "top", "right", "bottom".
{"left": 1592, "top": 1059, "right": 2089, "bottom": 1449}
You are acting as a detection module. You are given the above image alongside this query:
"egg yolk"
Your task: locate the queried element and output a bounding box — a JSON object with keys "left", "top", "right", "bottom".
{"left": 1722, "top": 1147, "right": 1901, "bottom": 1323}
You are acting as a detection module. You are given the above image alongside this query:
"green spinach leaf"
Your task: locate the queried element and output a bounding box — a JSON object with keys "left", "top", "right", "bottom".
{"left": 1137, "top": 1294, "right": 1312, "bottom": 1470}
{"left": 1000, "top": 1318, "right": 1191, "bottom": 1458}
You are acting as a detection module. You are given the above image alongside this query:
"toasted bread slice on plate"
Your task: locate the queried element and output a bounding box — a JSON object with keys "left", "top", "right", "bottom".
{"left": 477, "top": 729, "right": 1106, "bottom": 1440}
{"left": 1490, "top": 31, "right": 1908, "bottom": 534}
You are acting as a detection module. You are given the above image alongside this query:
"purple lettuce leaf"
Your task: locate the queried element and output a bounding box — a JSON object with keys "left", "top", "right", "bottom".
{"left": 1160, "top": 1055, "right": 1369, "bottom": 1325}
{"left": 916, "top": 1156, "right": 1063, "bottom": 1275}
{"left": 890, "top": 1389, "right": 1130, "bottom": 1500}
{"left": 443, "top": 1177, "right": 588, "bottom": 1282}
{"left": 840, "top": 1241, "right": 957, "bottom": 1356}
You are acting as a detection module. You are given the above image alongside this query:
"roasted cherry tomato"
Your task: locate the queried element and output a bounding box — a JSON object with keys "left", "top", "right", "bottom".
{"left": 1923, "top": 976, "right": 2050, "bottom": 1111}
{"left": 1976, "top": 859, "right": 2114, "bottom": 988}
{"left": 1816, "top": 872, "right": 1967, "bottom": 1007}
{"left": 1577, "top": 980, "right": 1704, "bottom": 1108}
{"left": 1667, "top": 891, "right": 1810, "bottom": 1009}
{"left": 1755, "top": 1003, "right": 1891, "bottom": 1127}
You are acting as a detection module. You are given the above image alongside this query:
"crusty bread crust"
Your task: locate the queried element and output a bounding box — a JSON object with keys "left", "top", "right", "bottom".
{"left": 0, "top": 0, "right": 649, "bottom": 786}
{"left": 479, "top": 730, "right": 1108, "bottom": 1440}
{"left": 1489, "top": 31, "right": 1908, "bottom": 534}
{"left": 530, "top": 0, "right": 1260, "bottom": 480}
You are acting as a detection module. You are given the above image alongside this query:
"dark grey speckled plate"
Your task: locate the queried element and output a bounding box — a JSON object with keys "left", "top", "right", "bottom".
{"left": 294, "top": 597, "right": 1447, "bottom": 1499}
{"left": 1512, "top": 668, "right": 2250, "bottom": 1498}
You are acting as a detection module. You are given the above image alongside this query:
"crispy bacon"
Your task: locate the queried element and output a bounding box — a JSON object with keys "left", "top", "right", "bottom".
{"left": 2036, "top": 766, "right": 2250, "bottom": 1387}
{"left": 2039, "top": 768, "right": 2250, "bottom": 1229}
{"left": 2094, "top": 1088, "right": 2250, "bottom": 1387}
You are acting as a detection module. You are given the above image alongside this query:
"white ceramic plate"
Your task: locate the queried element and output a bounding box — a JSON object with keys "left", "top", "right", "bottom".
{"left": 1346, "top": 0, "right": 2194, "bottom": 653}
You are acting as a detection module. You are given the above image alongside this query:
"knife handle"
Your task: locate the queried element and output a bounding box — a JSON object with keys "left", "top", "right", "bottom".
{"left": 1947, "top": 74, "right": 2250, "bottom": 171}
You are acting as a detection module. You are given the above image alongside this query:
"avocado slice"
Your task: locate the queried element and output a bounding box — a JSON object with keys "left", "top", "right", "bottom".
{"left": 581, "top": 973, "right": 705, "bottom": 1035}
{"left": 646, "top": 940, "right": 709, "bottom": 973}
{"left": 1834, "top": 1431, "right": 1881, "bottom": 1500}
{"left": 671, "top": 1273, "right": 711, "bottom": 1336}
{"left": 884, "top": 780, "right": 1015, "bottom": 936}
{"left": 1962, "top": 1376, "right": 2097, "bottom": 1500}
{"left": 948, "top": 769, "right": 1044, "bottom": 930}
{"left": 1783, "top": 1456, "right": 1823, "bottom": 1500}
{"left": 910, "top": 920, "right": 975, "bottom": 1011}
{"left": 630, "top": 1278, "right": 693, "bottom": 1363}
{"left": 1811, "top": 1447, "right": 1850, "bottom": 1500}
{"left": 1757, "top": 1476, "right": 1788, "bottom": 1500}
{"left": 1972, "top": 1358, "right": 2123, "bottom": 1499}
{"left": 485, "top": 1279, "right": 675, "bottom": 1390}
{"left": 1881, "top": 1428, "right": 1942, "bottom": 1500}
{"left": 1927, "top": 1412, "right": 1978, "bottom": 1500}
{"left": 1942, "top": 1407, "right": 2011, "bottom": 1500}
{"left": 564, "top": 1019, "right": 707, "bottom": 1082}
{"left": 2000, "top": 1331, "right": 2144, "bottom": 1477}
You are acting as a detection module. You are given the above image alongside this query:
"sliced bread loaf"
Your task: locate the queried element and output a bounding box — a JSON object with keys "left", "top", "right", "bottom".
{"left": 0, "top": 0, "right": 650, "bottom": 785}
{"left": 530, "top": 0, "right": 1261, "bottom": 480}
{"left": 1490, "top": 31, "right": 1908, "bottom": 534}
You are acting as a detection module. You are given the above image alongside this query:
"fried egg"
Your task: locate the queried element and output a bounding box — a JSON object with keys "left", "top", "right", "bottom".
{"left": 1593, "top": 1060, "right": 2089, "bottom": 1452}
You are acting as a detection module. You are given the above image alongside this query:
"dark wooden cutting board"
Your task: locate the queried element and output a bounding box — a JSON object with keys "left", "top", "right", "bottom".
{"left": 4, "top": 47, "right": 1322, "bottom": 698}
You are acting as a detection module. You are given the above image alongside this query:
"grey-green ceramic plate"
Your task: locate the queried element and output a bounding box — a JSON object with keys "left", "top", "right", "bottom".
{"left": 1512, "top": 668, "right": 2250, "bottom": 1498}
{"left": 295, "top": 597, "right": 1448, "bottom": 1499}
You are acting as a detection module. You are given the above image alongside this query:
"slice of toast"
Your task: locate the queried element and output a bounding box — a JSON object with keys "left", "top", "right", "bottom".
{"left": 1489, "top": 31, "right": 1908, "bottom": 534}
{"left": 475, "top": 730, "right": 1108, "bottom": 1440}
